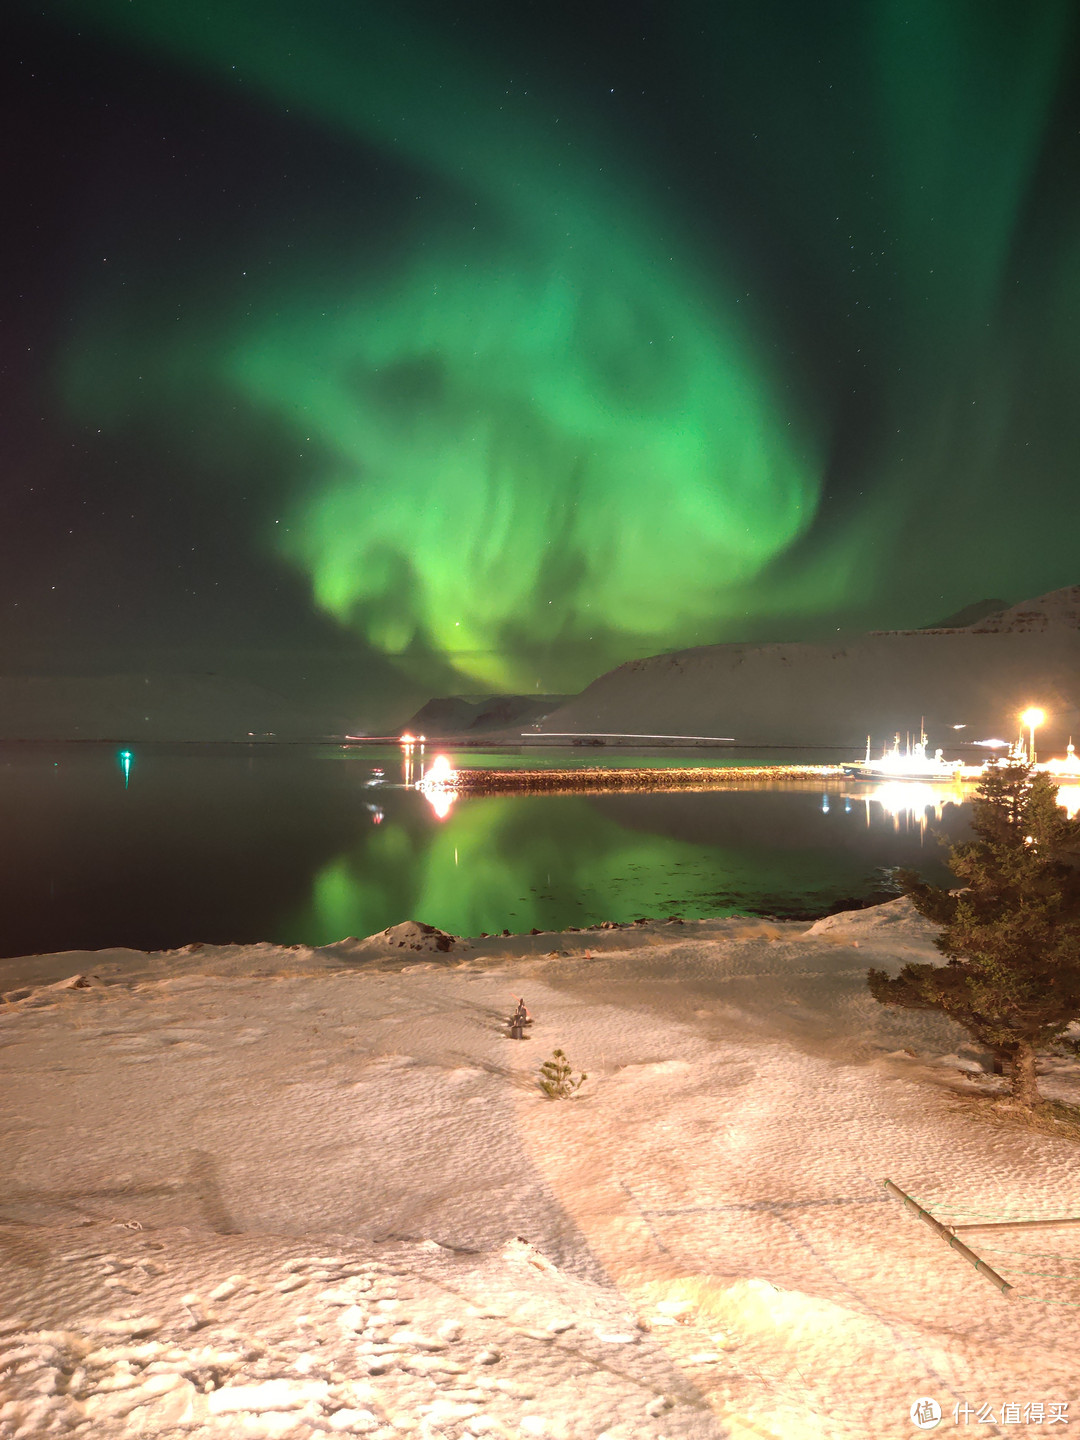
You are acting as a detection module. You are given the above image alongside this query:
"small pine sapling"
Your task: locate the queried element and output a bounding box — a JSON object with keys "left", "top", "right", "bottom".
{"left": 538, "top": 1048, "right": 587, "bottom": 1099}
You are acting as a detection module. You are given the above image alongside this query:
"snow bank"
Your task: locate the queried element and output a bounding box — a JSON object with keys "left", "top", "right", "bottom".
{"left": 2, "top": 907, "right": 1079, "bottom": 1439}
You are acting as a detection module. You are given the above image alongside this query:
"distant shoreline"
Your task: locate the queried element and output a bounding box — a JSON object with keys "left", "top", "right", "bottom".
{"left": 0, "top": 735, "right": 862, "bottom": 749}
{"left": 347, "top": 734, "right": 859, "bottom": 749}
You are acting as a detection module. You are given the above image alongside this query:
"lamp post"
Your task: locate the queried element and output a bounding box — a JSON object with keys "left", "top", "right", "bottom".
{"left": 1020, "top": 707, "right": 1045, "bottom": 765}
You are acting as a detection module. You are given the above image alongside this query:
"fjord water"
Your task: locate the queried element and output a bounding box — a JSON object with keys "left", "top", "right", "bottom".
{"left": 0, "top": 743, "right": 970, "bottom": 958}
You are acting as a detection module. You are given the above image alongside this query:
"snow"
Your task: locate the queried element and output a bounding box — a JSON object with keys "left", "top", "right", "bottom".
{"left": 2, "top": 899, "right": 1080, "bottom": 1439}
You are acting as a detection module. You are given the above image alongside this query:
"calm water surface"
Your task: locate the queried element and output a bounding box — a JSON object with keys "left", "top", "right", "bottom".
{"left": 0, "top": 742, "right": 972, "bottom": 957}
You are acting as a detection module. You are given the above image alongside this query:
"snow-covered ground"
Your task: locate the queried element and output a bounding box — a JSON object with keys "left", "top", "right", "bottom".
{"left": 3, "top": 902, "right": 1080, "bottom": 1439}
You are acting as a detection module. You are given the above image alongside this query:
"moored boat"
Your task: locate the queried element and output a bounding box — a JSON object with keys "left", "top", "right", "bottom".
{"left": 843, "top": 729, "right": 967, "bottom": 782}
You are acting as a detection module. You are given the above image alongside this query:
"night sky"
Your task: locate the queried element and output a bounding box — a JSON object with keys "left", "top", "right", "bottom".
{"left": 5, "top": 1, "right": 1080, "bottom": 707}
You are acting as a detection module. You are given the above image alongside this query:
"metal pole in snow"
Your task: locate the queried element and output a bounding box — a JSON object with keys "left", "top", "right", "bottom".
{"left": 883, "top": 1179, "right": 1013, "bottom": 1296}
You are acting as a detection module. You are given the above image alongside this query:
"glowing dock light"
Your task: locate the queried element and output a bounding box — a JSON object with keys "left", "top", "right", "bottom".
{"left": 424, "top": 754, "right": 456, "bottom": 785}
{"left": 1047, "top": 740, "right": 1080, "bottom": 769}
{"left": 399, "top": 732, "right": 421, "bottom": 784}
{"left": 1040, "top": 739, "right": 1080, "bottom": 813}
{"left": 117, "top": 749, "right": 133, "bottom": 788}
{"left": 416, "top": 753, "right": 458, "bottom": 820}
{"left": 1020, "top": 707, "right": 1046, "bottom": 764}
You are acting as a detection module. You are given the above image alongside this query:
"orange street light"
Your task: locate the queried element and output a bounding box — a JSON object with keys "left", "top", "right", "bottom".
{"left": 1020, "top": 707, "right": 1046, "bottom": 765}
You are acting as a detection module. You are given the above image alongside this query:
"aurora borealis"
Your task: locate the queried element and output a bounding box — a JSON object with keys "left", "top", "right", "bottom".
{"left": 5, "top": 2, "right": 1080, "bottom": 704}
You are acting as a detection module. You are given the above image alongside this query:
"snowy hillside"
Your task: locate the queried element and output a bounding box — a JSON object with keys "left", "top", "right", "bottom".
{"left": 528, "top": 586, "right": 1080, "bottom": 748}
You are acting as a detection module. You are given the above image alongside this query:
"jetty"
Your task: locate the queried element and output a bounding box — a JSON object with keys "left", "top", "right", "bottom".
{"left": 432, "top": 763, "right": 850, "bottom": 795}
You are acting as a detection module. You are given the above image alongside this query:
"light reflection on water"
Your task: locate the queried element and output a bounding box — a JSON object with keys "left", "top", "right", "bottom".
{"left": 292, "top": 751, "right": 977, "bottom": 945}
{"left": 859, "top": 782, "right": 966, "bottom": 834}
{"left": 0, "top": 742, "right": 984, "bottom": 957}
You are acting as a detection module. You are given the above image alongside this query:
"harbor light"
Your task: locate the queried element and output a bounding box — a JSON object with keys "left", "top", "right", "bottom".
{"left": 1020, "top": 707, "right": 1046, "bottom": 764}
{"left": 417, "top": 753, "right": 457, "bottom": 820}
{"left": 424, "top": 754, "right": 456, "bottom": 785}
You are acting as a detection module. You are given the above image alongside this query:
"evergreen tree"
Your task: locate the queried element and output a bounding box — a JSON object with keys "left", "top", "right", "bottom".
{"left": 868, "top": 760, "right": 1080, "bottom": 1107}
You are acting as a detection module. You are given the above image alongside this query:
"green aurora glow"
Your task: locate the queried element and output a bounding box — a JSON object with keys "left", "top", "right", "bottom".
{"left": 290, "top": 792, "right": 867, "bottom": 945}
{"left": 54, "top": 1, "right": 1080, "bottom": 692}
